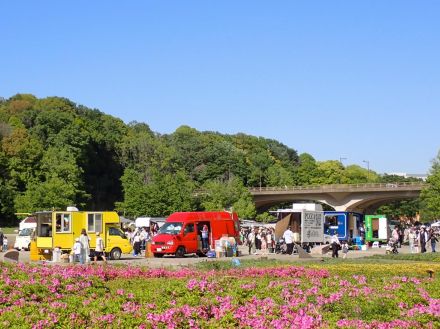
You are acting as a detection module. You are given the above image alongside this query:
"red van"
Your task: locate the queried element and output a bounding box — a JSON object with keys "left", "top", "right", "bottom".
{"left": 150, "top": 211, "right": 240, "bottom": 257}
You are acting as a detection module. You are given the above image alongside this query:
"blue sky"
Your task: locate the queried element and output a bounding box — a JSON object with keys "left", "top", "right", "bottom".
{"left": 1, "top": 1, "right": 439, "bottom": 174}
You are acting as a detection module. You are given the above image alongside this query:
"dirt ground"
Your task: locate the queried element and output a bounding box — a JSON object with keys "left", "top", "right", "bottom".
{"left": 0, "top": 234, "right": 413, "bottom": 268}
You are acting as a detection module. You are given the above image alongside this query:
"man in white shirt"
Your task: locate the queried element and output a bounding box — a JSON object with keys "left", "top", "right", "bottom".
{"left": 283, "top": 227, "right": 294, "bottom": 255}
{"left": 94, "top": 232, "right": 107, "bottom": 263}
{"left": 247, "top": 228, "right": 256, "bottom": 255}
{"left": 331, "top": 232, "right": 341, "bottom": 258}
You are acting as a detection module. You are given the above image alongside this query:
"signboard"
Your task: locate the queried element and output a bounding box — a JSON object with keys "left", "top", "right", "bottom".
{"left": 378, "top": 217, "right": 388, "bottom": 240}
{"left": 301, "top": 211, "right": 324, "bottom": 243}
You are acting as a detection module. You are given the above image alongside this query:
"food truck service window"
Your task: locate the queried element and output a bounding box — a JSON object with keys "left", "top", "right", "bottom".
{"left": 88, "top": 213, "right": 103, "bottom": 233}
{"left": 56, "top": 213, "right": 71, "bottom": 233}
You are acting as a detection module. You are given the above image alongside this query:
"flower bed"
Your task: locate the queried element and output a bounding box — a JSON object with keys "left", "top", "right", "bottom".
{"left": 0, "top": 262, "right": 439, "bottom": 328}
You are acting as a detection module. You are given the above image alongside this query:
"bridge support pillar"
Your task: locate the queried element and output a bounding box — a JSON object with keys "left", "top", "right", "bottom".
{"left": 332, "top": 205, "right": 349, "bottom": 212}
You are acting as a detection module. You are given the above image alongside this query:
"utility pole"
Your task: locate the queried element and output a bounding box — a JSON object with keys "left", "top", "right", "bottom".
{"left": 338, "top": 157, "right": 347, "bottom": 184}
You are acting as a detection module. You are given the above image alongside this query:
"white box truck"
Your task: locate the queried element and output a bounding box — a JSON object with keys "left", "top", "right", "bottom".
{"left": 14, "top": 216, "right": 37, "bottom": 251}
{"left": 272, "top": 203, "right": 325, "bottom": 246}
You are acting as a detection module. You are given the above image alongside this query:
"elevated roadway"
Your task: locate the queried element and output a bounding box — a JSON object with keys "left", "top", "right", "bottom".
{"left": 249, "top": 182, "right": 426, "bottom": 213}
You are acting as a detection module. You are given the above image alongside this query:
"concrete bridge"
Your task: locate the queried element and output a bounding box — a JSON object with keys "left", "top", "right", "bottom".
{"left": 249, "top": 182, "right": 426, "bottom": 213}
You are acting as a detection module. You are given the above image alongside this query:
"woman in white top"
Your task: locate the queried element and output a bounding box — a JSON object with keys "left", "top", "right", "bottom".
{"left": 79, "top": 229, "right": 90, "bottom": 263}
{"left": 266, "top": 231, "right": 273, "bottom": 253}
{"left": 408, "top": 228, "right": 416, "bottom": 253}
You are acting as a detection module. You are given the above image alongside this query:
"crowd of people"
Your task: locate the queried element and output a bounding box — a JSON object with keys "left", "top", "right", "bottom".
{"left": 71, "top": 228, "right": 105, "bottom": 264}
{"left": 68, "top": 220, "right": 439, "bottom": 263}
{"left": 122, "top": 223, "right": 161, "bottom": 256}
{"left": 240, "top": 221, "right": 440, "bottom": 259}
{"left": 241, "top": 226, "right": 277, "bottom": 255}
{"left": 391, "top": 224, "right": 439, "bottom": 253}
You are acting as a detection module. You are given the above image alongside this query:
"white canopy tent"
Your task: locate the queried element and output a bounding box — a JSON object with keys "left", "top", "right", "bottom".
{"left": 135, "top": 217, "right": 166, "bottom": 228}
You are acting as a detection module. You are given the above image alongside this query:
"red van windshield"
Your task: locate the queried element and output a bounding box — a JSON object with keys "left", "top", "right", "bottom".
{"left": 159, "top": 222, "right": 183, "bottom": 235}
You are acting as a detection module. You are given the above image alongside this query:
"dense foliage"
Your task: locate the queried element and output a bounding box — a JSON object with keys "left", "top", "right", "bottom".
{"left": 420, "top": 151, "right": 440, "bottom": 221}
{"left": 0, "top": 262, "right": 438, "bottom": 328}
{"left": 0, "top": 94, "right": 430, "bottom": 224}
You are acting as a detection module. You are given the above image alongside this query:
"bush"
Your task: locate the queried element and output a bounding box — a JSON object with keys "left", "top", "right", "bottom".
{"left": 0, "top": 262, "right": 438, "bottom": 328}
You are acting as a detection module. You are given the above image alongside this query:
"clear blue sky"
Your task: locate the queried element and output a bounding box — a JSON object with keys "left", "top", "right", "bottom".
{"left": 2, "top": 1, "right": 439, "bottom": 174}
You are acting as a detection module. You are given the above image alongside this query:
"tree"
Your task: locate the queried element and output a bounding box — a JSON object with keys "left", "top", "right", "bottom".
{"left": 117, "top": 168, "right": 195, "bottom": 218}
{"left": 293, "top": 153, "right": 319, "bottom": 185}
{"left": 1, "top": 127, "right": 44, "bottom": 191}
{"left": 377, "top": 199, "right": 420, "bottom": 220}
{"left": 313, "top": 160, "right": 345, "bottom": 184}
{"left": 200, "top": 177, "right": 256, "bottom": 218}
{"left": 266, "top": 163, "right": 294, "bottom": 186}
{"left": 248, "top": 151, "right": 273, "bottom": 188}
{"left": 343, "top": 165, "right": 370, "bottom": 183}
{"left": 0, "top": 151, "right": 16, "bottom": 225}
{"left": 15, "top": 177, "right": 80, "bottom": 212}
{"left": 420, "top": 151, "right": 440, "bottom": 221}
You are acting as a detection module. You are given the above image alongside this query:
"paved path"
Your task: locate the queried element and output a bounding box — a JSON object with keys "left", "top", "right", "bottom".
{"left": 0, "top": 243, "right": 421, "bottom": 268}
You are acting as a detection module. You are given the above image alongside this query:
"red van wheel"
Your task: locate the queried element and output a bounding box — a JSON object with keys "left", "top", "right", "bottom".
{"left": 175, "top": 246, "right": 186, "bottom": 258}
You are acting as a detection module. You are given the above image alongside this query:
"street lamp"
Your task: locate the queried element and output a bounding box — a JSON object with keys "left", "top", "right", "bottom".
{"left": 362, "top": 160, "right": 370, "bottom": 181}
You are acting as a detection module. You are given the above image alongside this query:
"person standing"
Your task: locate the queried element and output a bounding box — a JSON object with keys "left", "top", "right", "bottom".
{"left": 73, "top": 238, "right": 83, "bottom": 264}
{"left": 341, "top": 241, "right": 349, "bottom": 259}
{"left": 201, "top": 224, "right": 209, "bottom": 250}
{"left": 283, "top": 226, "right": 294, "bottom": 255}
{"left": 391, "top": 227, "right": 399, "bottom": 245}
{"left": 398, "top": 227, "right": 404, "bottom": 248}
{"left": 255, "top": 228, "right": 262, "bottom": 251}
{"left": 3, "top": 236, "right": 8, "bottom": 251}
{"left": 359, "top": 225, "right": 365, "bottom": 244}
{"left": 132, "top": 233, "right": 141, "bottom": 256}
{"left": 260, "top": 231, "right": 267, "bottom": 255}
{"left": 94, "top": 232, "right": 107, "bottom": 263}
{"left": 140, "top": 228, "right": 147, "bottom": 251}
{"left": 408, "top": 228, "right": 416, "bottom": 254}
{"left": 331, "top": 232, "right": 341, "bottom": 258}
{"left": 419, "top": 226, "right": 429, "bottom": 253}
{"left": 79, "top": 229, "right": 90, "bottom": 264}
{"left": 414, "top": 228, "right": 420, "bottom": 253}
{"left": 247, "top": 228, "right": 256, "bottom": 255}
{"left": 266, "top": 229, "right": 273, "bottom": 253}
{"left": 0, "top": 229, "right": 4, "bottom": 252}
{"left": 429, "top": 228, "right": 438, "bottom": 252}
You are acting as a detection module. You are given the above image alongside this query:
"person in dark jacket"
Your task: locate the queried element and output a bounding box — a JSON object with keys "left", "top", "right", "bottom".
{"left": 0, "top": 229, "right": 4, "bottom": 252}
{"left": 419, "top": 226, "right": 429, "bottom": 253}
{"left": 429, "top": 228, "right": 438, "bottom": 252}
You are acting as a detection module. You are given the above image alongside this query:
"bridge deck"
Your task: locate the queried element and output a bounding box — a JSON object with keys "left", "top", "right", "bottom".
{"left": 249, "top": 182, "right": 426, "bottom": 194}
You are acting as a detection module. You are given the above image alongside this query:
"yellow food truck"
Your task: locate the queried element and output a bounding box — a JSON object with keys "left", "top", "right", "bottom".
{"left": 33, "top": 208, "right": 132, "bottom": 261}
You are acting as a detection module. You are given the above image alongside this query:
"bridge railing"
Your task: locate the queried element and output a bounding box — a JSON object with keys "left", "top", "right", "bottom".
{"left": 248, "top": 182, "right": 427, "bottom": 192}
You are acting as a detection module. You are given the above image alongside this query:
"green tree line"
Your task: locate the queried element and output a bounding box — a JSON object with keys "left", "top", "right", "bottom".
{"left": 0, "top": 94, "right": 437, "bottom": 225}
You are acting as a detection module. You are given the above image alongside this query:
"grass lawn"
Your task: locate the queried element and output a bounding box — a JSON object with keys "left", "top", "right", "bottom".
{"left": 0, "top": 227, "right": 18, "bottom": 234}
